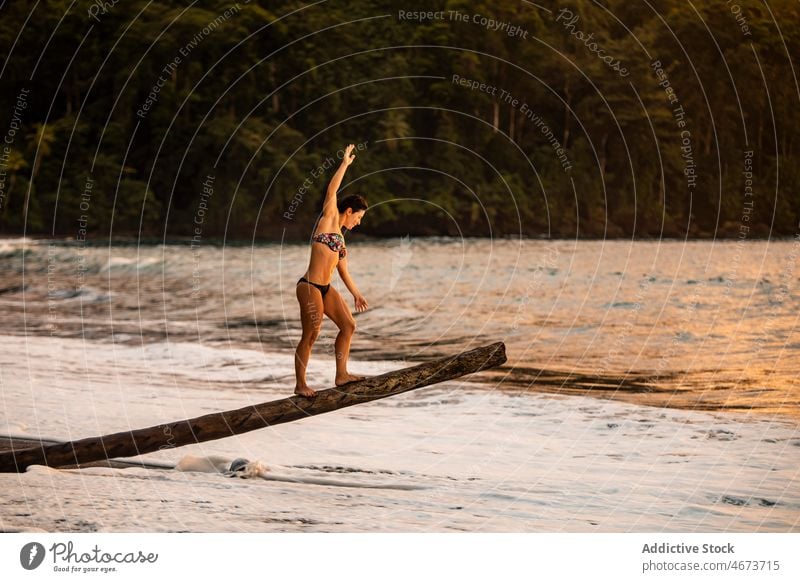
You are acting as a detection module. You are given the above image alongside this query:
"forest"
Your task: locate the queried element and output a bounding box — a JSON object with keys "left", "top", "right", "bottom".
{"left": 0, "top": 0, "right": 797, "bottom": 240}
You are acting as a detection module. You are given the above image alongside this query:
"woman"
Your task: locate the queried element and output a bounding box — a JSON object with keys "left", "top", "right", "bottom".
{"left": 294, "top": 144, "right": 369, "bottom": 398}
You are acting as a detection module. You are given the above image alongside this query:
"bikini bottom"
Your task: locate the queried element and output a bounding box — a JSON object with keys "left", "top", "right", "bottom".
{"left": 297, "top": 277, "right": 330, "bottom": 298}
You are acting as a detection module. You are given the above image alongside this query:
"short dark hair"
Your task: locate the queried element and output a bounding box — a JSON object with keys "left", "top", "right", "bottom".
{"left": 337, "top": 194, "right": 368, "bottom": 214}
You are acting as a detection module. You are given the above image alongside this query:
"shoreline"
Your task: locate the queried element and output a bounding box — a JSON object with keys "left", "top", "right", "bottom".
{"left": 0, "top": 331, "right": 796, "bottom": 424}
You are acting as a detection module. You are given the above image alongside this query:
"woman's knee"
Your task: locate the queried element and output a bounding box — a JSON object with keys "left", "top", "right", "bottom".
{"left": 339, "top": 318, "right": 356, "bottom": 335}
{"left": 300, "top": 327, "right": 321, "bottom": 345}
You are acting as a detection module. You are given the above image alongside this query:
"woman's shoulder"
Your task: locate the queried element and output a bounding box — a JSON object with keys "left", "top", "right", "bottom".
{"left": 314, "top": 218, "right": 342, "bottom": 235}
{"left": 315, "top": 213, "right": 339, "bottom": 231}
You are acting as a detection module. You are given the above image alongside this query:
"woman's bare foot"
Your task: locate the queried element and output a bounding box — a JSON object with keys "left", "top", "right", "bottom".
{"left": 294, "top": 384, "right": 317, "bottom": 398}
{"left": 335, "top": 373, "right": 367, "bottom": 387}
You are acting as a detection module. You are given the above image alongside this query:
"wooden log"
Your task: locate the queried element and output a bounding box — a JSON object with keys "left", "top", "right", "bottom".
{"left": 0, "top": 341, "right": 506, "bottom": 472}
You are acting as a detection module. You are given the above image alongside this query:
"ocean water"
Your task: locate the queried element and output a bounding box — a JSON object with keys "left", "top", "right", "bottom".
{"left": 0, "top": 237, "right": 798, "bottom": 532}
{"left": 1, "top": 237, "right": 798, "bottom": 417}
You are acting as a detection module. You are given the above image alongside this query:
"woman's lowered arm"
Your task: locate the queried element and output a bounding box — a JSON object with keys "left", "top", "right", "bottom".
{"left": 337, "top": 256, "right": 368, "bottom": 312}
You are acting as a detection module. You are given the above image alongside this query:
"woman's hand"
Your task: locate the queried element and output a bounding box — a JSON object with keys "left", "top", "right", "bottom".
{"left": 354, "top": 293, "right": 369, "bottom": 312}
{"left": 342, "top": 143, "right": 356, "bottom": 166}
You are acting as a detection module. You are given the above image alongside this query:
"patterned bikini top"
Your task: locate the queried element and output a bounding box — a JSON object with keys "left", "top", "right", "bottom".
{"left": 312, "top": 231, "right": 347, "bottom": 260}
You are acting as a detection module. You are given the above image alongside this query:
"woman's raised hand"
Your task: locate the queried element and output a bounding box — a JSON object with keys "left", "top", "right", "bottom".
{"left": 342, "top": 143, "right": 356, "bottom": 166}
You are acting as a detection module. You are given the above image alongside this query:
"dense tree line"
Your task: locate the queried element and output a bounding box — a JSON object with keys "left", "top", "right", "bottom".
{"left": 0, "top": 0, "right": 797, "bottom": 240}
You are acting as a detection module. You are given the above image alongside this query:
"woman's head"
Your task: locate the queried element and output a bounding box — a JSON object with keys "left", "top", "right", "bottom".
{"left": 338, "top": 194, "right": 368, "bottom": 230}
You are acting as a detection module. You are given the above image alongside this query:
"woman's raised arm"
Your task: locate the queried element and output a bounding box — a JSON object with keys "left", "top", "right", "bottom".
{"left": 323, "top": 144, "right": 356, "bottom": 215}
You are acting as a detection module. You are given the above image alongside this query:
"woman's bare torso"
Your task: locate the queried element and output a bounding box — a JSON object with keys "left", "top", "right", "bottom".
{"left": 303, "top": 214, "right": 343, "bottom": 285}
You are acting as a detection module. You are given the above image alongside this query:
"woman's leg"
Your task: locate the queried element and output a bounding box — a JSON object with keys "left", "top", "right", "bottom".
{"left": 294, "top": 282, "right": 324, "bottom": 397}
{"left": 322, "top": 285, "right": 366, "bottom": 386}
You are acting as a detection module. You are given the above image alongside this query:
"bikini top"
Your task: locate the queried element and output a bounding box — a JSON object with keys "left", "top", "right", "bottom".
{"left": 312, "top": 231, "right": 347, "bottom": 260}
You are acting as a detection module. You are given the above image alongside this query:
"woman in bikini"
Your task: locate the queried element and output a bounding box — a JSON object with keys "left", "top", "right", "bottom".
{"left": 294, "top": 143, "right": 369, "bottom": 398}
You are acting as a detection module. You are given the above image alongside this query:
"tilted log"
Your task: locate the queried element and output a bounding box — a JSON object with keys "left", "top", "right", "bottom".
{"left": 0, "top": 341, "right": 506, "bottom": 472}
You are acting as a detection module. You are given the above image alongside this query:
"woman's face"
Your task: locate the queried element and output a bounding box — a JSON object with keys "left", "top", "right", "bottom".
{"left": 345, "top": 209, "right": 366, "bottom": 230}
